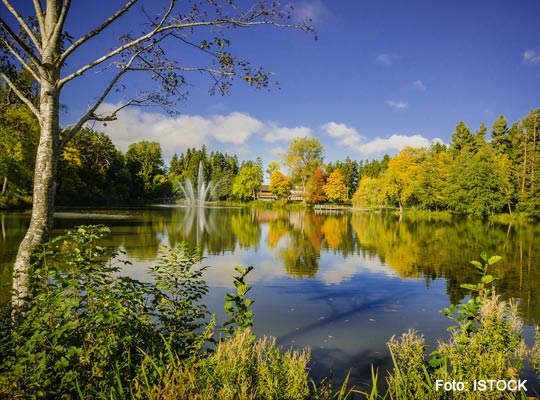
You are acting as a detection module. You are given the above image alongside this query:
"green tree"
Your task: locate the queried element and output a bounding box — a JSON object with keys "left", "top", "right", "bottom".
{"left": 446, "top": 145, "right": 509, "bottom": 217}
{"left": 0, "top": 105, "right": 39, "bottom": 206}
{"left": 1, "top": 0, "right": 312, "bottom": 309}
{"left": 269, "top": 170, "right": 291, "bottom": 199}
{"left": 323, "top": 169, "right": 348, "bottom": 203}
{"left": 450, "top": 121, "right": 475, "bottom": 154}
{"left": 56, "top": 128, "right": 131, "bottom": 204}
{"left": 126, "top": 141, "right": 164, "bottom": 199}
{"left": 283, "top": 137, "right": 324, "bottom": 200}
{"left": 232, "top": 163, "right": 263, "bottom": 201}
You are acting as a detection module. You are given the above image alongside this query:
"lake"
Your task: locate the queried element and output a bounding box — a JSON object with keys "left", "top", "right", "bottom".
{"left": 1, "top": 206, "right": 540, "bottom": 391}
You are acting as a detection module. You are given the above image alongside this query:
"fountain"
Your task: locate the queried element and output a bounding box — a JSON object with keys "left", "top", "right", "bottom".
{"left": 174, "top": 161, "right": 219, "bottom": 245}
{"left": 176, "top": 161, "right": 218, "bottom": 205}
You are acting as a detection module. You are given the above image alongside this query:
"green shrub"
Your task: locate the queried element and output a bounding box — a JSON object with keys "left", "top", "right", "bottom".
{"left": 0, "top": 225, "right": 211, "bottom": 399}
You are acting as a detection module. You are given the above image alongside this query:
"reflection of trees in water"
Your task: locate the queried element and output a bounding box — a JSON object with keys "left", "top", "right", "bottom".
{"left": 350, "top": 213, "right": 540, "bottom": 325}
{"left": 114, "top": 210, "right": 169, "bottom": 261}
{"left": 4, "top": 208, "right": 540, "bottom": 325}
{"left": 231, "top": 210, "right": 261, "bottom": 249}
{"left": 0, "top": 212, "right": 30, "bottom": 304}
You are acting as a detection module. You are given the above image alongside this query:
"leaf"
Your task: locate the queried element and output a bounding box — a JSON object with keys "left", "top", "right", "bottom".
{"left": 487, "top": 255, "right": 502, "bottom": 265}
{"left": 470, "top": 260, "right": 483, "bottom": 269}
{"left": 481, "top": 275, "right": 496, "bottom": 284}
{"left": 480, "top": 251, "right": 488, "bottom": 262}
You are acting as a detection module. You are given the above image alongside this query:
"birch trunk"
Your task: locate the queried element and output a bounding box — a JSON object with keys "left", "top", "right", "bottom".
{"left": 12, "top": 80, "right": 60, "bottom": 311}
{"left": 12, "top": 2, "right": 62, "bottom": 311}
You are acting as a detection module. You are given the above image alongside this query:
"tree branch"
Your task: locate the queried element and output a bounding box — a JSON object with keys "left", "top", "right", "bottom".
{"left": 0, "top": 18, "right": 42, "bottom": 68}
{"left": 0, "top": 37, "right": 41, "bottom": 82}
{"left": 0, "top": 73, "right": 39, "bottom": 117}
{"left": 32, "top": 0, "right": 45, "bottom": 35}
{"left": 50, "top": 0, "right": 71, "bottom": 50}
{"left": 59, "top": 16, "right": 300, "bottom": 88}
{"left": 1, "top": 0, "right": 42, "bottom": 51}
{"left": 60, "top": 45, "right": 147, "bottom": 148}
{"left": 59, "top": 0, "right": 139, "bottom": 64}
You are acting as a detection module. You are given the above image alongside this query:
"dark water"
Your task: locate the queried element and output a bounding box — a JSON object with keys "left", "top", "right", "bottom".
{"left": 1, "top": 207, "right": 540, "bottom": 392}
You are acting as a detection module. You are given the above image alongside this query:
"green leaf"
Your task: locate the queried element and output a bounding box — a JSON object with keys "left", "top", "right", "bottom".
{"left": 487, "top": 255, "right": 502, "bottom": 265}
{"left": 480, "top": 251, "right": 488, "bottom": 262}
{"left": 470, "top": 260, "right": 483, "bottom": 269}
{"left": 481, "top": 275, "right": 496, "bottom": 284}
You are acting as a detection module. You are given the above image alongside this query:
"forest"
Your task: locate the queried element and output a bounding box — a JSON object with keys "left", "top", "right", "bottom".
{"left": 1, "top": 102, "right": 539, "bottom": 218}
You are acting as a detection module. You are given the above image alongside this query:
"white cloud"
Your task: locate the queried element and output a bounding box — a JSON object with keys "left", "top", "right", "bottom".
{"left": 523, "top": 49, "right": 540, "bottom": 64}
{"left": 386, "top": 100, "right": 409, "bottom": 110}
{"left": 94, "top": 103, "right": 308, "bottom": 157}
{"left": 322, "top": 121, "right": 433, "bottom": 157}
{"left": 322, "top": 122, "right": 364, "bottom": 147}
{"left": 376, "top": 53, "right": 399, "bottom": 65}
{"left": 264, "top": 124, "right": 312, "bottom": 142}
{"left": 294, "top": 0, "right": 328, "bottom": 23}
{"left": 357, "top": 134, "right": 430, "bottom": 155}
{"left": 413, "top": 80, "right": 426, "bottom": 91}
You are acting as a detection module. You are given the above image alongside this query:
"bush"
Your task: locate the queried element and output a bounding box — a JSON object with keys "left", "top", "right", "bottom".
{"left": 0, "top": 225, "right": 211, "bottom": 398}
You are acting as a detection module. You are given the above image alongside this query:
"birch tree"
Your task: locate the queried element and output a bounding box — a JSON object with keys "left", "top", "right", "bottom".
{"left": 0, "top": 0, "right": 312, "bottom": 310}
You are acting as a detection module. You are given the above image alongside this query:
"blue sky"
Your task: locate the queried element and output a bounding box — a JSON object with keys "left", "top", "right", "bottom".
{"left": 54, "top": 0, "right": 540, "bottom": 171}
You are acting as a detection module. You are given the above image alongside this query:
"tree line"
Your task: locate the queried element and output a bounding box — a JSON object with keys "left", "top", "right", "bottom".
{"left": 2, "top": 103, "right": 540, "bottom": 217}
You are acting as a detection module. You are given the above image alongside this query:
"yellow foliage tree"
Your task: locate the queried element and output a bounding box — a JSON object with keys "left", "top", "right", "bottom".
{"left": 381, "top": 147, "right": 424, "bottom": 213}
{"left": 323, "top": 169, "right": 348, "bottom": 203}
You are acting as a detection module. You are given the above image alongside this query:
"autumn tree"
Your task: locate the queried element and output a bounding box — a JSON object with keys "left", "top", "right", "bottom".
{"left": 323, "top": 169, "right": 348, "bottom": 203}
{"left": 269, "top": 170, "right": 291, "bottom": 200}
{"left": 381, "top": 146, "right": 423, "bottom": 213}
{"left": 305, "top": 167, "right": 326, "bottom": 203}
{"left": 352, "top": 176, "right": 384, "bottom": 209}
{"left": 1, "top": 0, "right": 312, "bottom": 308}
{"left": 283, "top": 137, "right": 324, "bottom": 199}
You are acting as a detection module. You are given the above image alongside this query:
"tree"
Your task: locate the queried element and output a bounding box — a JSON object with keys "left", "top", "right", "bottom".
{"left": 1, "top": 1, "right": 312, "bottom": 308}
{"left": 352, "top": 176, "right": 384, "bottom": 209}
{"left": 0, "top": 105, "right": 39, "bottom": 205}
{"left": 232, "top": 163, "right": 263, "bottom": 201}
{"left": 283, "top": 137, "right": 324, "bottom": 200}
{"left": 305, "top": 168, "right": 326, "bottom": 203}
{"left": 126, "top": 141, "right": 164, "bottom": 199}
{"left": 450, "top": 121, "right": 474, "bottom": 154}
{"left": 265, "top": 161, "right": 280, "bottom": 180}
{"left": 269, "top": 170, "right": 291, "bottom": 199}
{"left": 381, "top": 146, "right": 423, "bottom": 213}
{"left": 323, "top": 169, "right": 348, "bottom": 203}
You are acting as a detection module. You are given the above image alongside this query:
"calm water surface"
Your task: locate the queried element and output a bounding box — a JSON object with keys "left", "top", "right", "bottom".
{"left": 1, "top": 206, "right": 540, "bottom": 391}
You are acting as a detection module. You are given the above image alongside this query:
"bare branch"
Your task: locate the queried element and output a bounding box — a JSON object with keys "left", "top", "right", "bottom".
{"left": 32, "top": 0, "right": 45, "bottom": 35}
{"left": 0, "top": 73, "right": 39, "bottom": 117}
{"left": 0, "top": 38, "right": 41, "bottom": 82}
{"left": 0, "top": 17, "right": 42, "bottom": 68}
{"left": 60, "top": 44, "right": 147, "bottom": 147}
{"left": 1, "top": 0, "right": 42, "bottom": 51}
{"left": 60, "top": 0, "right": 139, "bottom": 63}
{"left": 59, "top": 16, "right": 302, "bottom": 87}
{"left": 50, "top": 0, "right": 71, "bottom": 49}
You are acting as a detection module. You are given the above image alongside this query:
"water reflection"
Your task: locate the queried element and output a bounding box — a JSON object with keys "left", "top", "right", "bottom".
{"left": 1, "top": 208, "right": 540, "bottom": 325}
